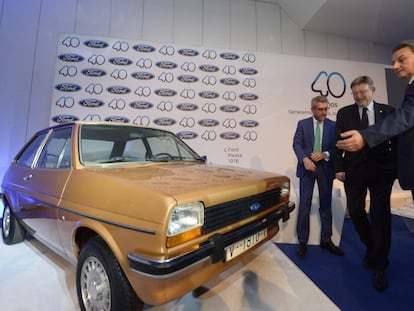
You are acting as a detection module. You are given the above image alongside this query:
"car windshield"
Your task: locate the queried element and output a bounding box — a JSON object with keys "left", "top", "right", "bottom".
{"left": 79, "top": 124, "right": 203, "bottom": 165}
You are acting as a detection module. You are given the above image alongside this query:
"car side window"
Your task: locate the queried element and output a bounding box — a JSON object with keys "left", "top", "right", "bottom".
{"left": 16, "top": 133, "right": 48, "bottom": 167}
{"left": 37, "top": 127, "right": 72, "bottom": 169}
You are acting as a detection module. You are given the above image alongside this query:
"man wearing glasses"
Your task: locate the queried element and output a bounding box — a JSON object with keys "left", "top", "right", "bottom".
{"left": 293, "top": 95, "right": 344, "bottom": 258}
{"left": 333, "top": 76, "right": 396, "bottom": 292}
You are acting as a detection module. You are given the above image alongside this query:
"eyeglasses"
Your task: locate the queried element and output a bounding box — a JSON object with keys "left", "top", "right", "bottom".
{"left": 351, "top": 89, "right": 371, "bottom": 97}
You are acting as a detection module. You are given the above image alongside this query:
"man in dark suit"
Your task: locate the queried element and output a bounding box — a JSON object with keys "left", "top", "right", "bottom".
{"left": 337, "top": 39, "right": 414, "bottom": 194}
{"left": 334, "top": 76, "right": 396, "bottom": 292}
{"left": 293, "top": 95, "right": 344, "bottom": 258}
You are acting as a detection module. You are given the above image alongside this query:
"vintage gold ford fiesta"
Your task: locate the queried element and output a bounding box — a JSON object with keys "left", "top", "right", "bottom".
{"left": 1, "top": 121, "right": 294, "bottom": 311}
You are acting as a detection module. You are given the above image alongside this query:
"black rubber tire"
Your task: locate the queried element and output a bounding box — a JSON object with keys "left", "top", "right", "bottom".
{"left": 76, "top": 236, "right": 143, "bottom": 311}
{"left": 2, "top": 204, "right": 26, "bottom": 245}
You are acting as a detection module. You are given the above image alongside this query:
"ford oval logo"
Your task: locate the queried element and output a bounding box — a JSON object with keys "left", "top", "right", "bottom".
{"left": 239, "top": 93, "right": 259, "bottom": 101}
{"left": 58, "top": 53, "right": 84, "bottom": 62}
{"left": 104, "top": 116, "right": 129, "bottom": 123}
{"left": 250, "top": 202, "right": 261, "bottom": 212}
{"left": 84, "top": 40, "right": 109, "bottom": 48}
{"left": 176, "top": 103, "right": 198, "bottom": 111}
{"left": 156, "top": 61, "right": 178, "bottom": 69}
{"left": 133, "top": 44, "right": 156, "bottom": 53}
{"left": 199, "top": 91, "right": 219, "bottom": 99}
{"left": 129, "top": 101, "right": 153, "bottom": 109}
{"left": 220, "top": 78, "right": 239, "bottom": 86}
{"left": 178, "top": 48, "right": 199, "bottom": 57}
{"left": 176, "top": 131, "right": 198, "bottom": 139}
{"left": 177, "top": 75, "right": 199, "bottom": 83}
{"left": 220, "top": 52, "right": 239, "bottom": 60}
{"left": 220, "top": 132, "right": 240, "bottom": 140}
{"left": 131, "top": 71, "right": 154, "bottom": 80}
{"left": 239, "top": 67, "right": 258, "bottom": 75}
{"left": 55, "top": 83, "right": 82, "bottom": 92}
{"left": 198, "top": 119, "right": 220, "bottom": 127}
{"left": 153, "top": 117, "right": 176, "bottom": 126}
{"left": 51, "top": 114, "right": 79, "bottom": 123}
{"left": 81, "top": 68, "right": 106, "bottom": 77}
{"left": 109, "top": 57, "right": 133, "bottom": 66}
{"left": 239, "top": 120, "right": 260, "bottom": 128}
{"left": 154, "top": 88, "right": 177, "bottom": 97}
{"left": 106, "top": 86, "right": 131, "bottom": 94}
{"left": 220, "top": 105, "right": 240, "bottom": 113}
{"left": 198, "top": 64, "right": 220, "bottom": 72}
{"left": 79, "top": 99, "right": 105, "bottom": 108}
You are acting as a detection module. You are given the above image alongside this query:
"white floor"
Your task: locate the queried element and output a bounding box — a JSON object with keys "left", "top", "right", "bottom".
{"left": 0, "top": 235, "right": 339, "bottom": 311}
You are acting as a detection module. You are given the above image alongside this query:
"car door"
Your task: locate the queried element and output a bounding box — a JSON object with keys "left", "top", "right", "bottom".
{"left": 11, "top": 126, "right": 73, "bottom": 254}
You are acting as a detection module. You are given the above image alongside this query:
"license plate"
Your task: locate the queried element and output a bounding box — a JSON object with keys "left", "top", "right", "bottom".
{"left": 224, "top": 228, "right": 267, "bottom": 261}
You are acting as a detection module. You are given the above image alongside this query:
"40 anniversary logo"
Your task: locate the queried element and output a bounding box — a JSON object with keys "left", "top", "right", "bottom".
{"left": 311, "top": 71, "right": 346, "bottom": 98}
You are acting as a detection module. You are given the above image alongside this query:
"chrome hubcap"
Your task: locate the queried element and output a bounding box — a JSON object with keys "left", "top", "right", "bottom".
{"left": 2, "top": 207, "right": 10, "bottom": 237}
{"left": 80, "top": 256, "right": 111, "bottom": 311}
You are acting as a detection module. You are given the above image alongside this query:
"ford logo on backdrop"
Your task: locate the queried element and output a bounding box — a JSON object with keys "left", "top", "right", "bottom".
{"left": 79, "top": 99, "right": 105, "bottom": 108}
{"left": 250, "top": 202, "right": 261, "bottom": 212}
{"left": 220, "top": 105, "right": 240, "bottom": 113}
{"left": 52, "top": 114, "right": 79, "bottom": 123}
{"left": 104, "top": 116, "right": 129, "bottom": 123}
{"left": 239, "top": 93, "right": 259, "bottom": 101}
{"left": 220, "top": 52, "right": 239, "bottom": 60}
{"left": 178, "top": 48, "right": 199, "bottom": 57}
{"left": 220, "top": 132, "right": 240, "bottom": 140}
{"left": 199, "top": 91, "right": 219, "bottom": 99}
{"left": 176, "top": 131, "right": 198, "bottom": 140}
{"left": 198, "top": 64, "right": 220, "bottom": 73}
{"left": 239, "top": 67, "right": 258, "bottom": 75}
{"left": 81, "top": 68, "right": 106, "bottom": 77}
{"left": 131, "top": 72, "right": 155, "bottom": 80}
{"left": 154, "top": 89, "right": 177, "bottom": 97}
{"left": 133, "top": 44, "right": 156, "bottom": 53}
{"left": 176, "top": 103, "right": 198, "bottom": 111}
{"left": 58, "top": 53, "right": 84, "bottom": 62}
{"left": 156, "top": 61, "right": 178, "bottom": 69}
{"left": 106, "top": 86, "right": 131, "bottom": 94}
{"left": 129, "top": 101, "right": 153, "bottom": 109}
{"left": 153, "top": 118, "right": 176, "bottom": 126}
{"left": 55, "top": 83, "right": 82, "bottom": 92}
{"left": 109, "top": 57, "right": 133, "bottom": 66}
{"left": 84, "top": 40, "right": 109, "bottom": 48}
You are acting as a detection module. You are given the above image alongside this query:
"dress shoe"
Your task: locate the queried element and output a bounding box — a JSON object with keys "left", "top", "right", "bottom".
{"left": 297, "top": 242, "right": 307, "bottom": 257}
{"left": 320, "top": 240, "right": 344, "bottom": 256}
{"left": 372, "top": 270, "right": 388, "bottom": 292}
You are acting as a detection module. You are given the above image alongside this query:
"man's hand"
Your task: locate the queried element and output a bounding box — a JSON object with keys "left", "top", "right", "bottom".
{"left": 303, "top": 157, "right": 316, "bottom": 172}
{"left": 336, "top": 130, "right": 366, "bottom": 151}
{"left": 310, "top": 152, "right": 326, "bottom": 162}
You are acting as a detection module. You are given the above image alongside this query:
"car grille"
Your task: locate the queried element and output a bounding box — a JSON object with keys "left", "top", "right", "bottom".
{"left": 202, "top": 188, "right": 281, "bottom": 234}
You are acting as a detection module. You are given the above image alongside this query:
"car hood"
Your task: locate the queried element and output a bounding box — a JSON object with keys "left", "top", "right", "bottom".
{"left": 85, "top": 162, "right": 286, "bottom": 202}
{"left": 63, "top": 162, "right": 288, "bottom": 226}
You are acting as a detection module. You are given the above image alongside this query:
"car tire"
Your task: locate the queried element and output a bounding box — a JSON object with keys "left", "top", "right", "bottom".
{"left": 2, "top": 204, "right": 26, "bottom": 245}
{"left": 76, "top": 236, "right": 143, "bottom": 311}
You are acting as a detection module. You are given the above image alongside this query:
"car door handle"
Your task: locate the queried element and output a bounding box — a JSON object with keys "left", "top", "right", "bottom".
{"left": 23, "top": 174, "right": 33, "bottom": 181}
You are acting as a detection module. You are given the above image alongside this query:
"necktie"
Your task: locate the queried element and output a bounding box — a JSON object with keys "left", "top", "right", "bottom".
{"left": 313, "top": 121, "right": 321, "bottom": 152}
{"left": 361, "top": 107, "right": 369, "bottom": 129}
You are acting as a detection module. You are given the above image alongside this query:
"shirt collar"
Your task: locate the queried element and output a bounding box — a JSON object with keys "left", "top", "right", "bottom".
{"left": 409, "top": 76, "right": 414, "bottom": 85}
{"left": 359, "top": 101, "right": 374, "bottom": 112}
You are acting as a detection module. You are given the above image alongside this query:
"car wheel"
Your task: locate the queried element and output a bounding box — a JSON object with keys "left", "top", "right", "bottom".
{"left": 2, "top": 204, "right": 26, "bottom": 245}
{"left": 76, "top": 237, "right": 143, "bottom": 311}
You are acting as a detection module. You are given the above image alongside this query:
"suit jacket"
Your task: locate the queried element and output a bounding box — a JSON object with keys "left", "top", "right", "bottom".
{"left": 361, "top": 83, "right": 414, "bottom": 189}
{"left": 334, "top": 102, "right": 396, "bottom": 180}
{"left": 293, "top": 116, "right": 336, "bottom": 180}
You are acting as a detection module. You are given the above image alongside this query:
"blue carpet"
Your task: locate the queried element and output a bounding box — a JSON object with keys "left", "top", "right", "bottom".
{"left": 276, "top": 215, "right": 414, "bottom": 311}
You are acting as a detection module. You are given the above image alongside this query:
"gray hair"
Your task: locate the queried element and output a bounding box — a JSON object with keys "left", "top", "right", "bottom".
{"left": 350, "top": 76, "right": 374, "bottom": 89}
{"left": 311, "top": 95, "right": 329, "bottom": 108}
